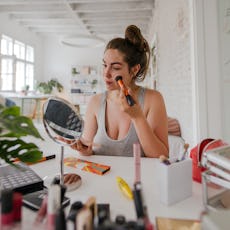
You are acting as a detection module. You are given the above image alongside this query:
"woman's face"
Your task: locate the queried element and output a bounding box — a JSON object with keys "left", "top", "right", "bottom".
{"left": 103, "top": 49, "right": 131, "bottom": 90}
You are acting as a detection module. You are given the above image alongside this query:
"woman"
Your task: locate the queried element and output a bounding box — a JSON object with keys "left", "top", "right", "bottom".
{"left": 72, "top": 25, "right": 168, "bottom": 158}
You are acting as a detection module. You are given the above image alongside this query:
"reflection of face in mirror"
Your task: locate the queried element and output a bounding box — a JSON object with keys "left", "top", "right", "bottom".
{"left": 42, "top": 97, "right": 83, "bottom": 191}
{"left": 43, "top": 97, "right": 84, "bottom": 143}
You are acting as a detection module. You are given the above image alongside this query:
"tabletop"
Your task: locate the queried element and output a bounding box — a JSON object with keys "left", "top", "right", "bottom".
{"left": 12, "top": 150, "right": 206, "bottom": 230}
{"left": 2, "top": 124, "right": 215, "bottom": 230}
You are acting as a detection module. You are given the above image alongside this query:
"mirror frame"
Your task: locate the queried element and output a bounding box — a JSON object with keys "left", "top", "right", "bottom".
{"left": 42, "top": 96, "right": 84, "bottom": 146}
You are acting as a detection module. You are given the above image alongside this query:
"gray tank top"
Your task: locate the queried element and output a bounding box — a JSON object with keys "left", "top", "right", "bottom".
{"left": 93, "top": 87, "right": 146, "bottom": 157}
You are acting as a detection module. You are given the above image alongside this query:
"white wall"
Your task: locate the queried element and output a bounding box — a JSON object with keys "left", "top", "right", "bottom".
{"left": 148, "top": 0, "right": 230, "bottom": 147}
{"left": 42, "top": 37, "right": 105, "bottom": 99}
{"left": 2, "top": 3, "right": 227, "bottom": 147}
{"left": 148, "top": 0, "right": 194, "bottom": 146}
{"left": 0, "top": 13, "right": 45, "bottom": 115}
{"left": 192, "top": 0, "right": 230, "bottom": 144}
{"left": 0, "top": 13, "right": 44, "bottom": 85}
{"left": 219, "top": 0, "right": 230, "bottom": 142}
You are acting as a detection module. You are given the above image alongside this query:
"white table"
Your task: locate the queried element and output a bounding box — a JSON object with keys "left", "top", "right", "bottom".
{"left": 6, "top": 121, "right": 222, "bottom": 230}
{"left": 14, "top": 148, "right": 206, "bottom": 230}
{"left": 1, "top": 93, "right": 51, "bottom": 118}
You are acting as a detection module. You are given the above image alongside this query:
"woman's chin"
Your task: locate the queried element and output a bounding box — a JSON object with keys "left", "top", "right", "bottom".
{"left": 105, "top": 84, "right": 115, "bottom": 90}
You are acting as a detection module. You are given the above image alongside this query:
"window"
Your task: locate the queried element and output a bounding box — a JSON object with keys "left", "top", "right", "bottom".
{"left": 0, "top": 34, "right": 34, "bottom": 92}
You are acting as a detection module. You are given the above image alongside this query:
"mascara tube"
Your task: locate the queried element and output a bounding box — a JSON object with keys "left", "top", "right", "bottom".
{"left": 55, "top": 208, "right": 66, "bottom": 230}
{"left": 133, "top": 182, "right": 145, "bottom": 219}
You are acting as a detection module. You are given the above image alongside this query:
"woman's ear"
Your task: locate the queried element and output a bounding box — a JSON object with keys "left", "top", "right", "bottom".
{"left": 131, "top": 64, "right": 141, "bottom": 77}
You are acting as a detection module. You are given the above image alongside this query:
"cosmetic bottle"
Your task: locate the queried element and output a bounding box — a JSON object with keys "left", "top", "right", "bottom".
{"left": 55, "top": 208, "right": 66, "bottom": 230}
{"left": 47, "top": 184, "right": 61, "bottom": 230}
{"left": 13, "top": 192, "right": 22, "bottom": 222}
{"left": 1, "top": 189, "right": 13, "bottom": 226}
{"left": 67, "top": 201, "right": 83, "bottom": 230}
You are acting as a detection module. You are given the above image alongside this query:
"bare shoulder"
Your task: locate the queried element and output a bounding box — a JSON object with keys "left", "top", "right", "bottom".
{"left": 86, "top": 93, "right": 103, "bottom": 112}
{"left": 89, "top": 93, "right": 102, "bottom": 104}
{"left": 90, "top": 93, "right": 102, "bottom": 103}
{"left": 144, "top": 88, "right": 165, "bottom": 106}
{"left": 143, "top": 88, "right": 167, "bottom": 128}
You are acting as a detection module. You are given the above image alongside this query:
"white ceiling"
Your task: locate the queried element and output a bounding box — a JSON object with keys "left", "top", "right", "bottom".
{"left": 0, "top": 0, "right": 155, "bottom": 45}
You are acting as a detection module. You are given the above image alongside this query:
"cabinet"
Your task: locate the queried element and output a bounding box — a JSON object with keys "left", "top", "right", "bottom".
{"left": 71, "top": 65, "right": 99, "bottom": 94}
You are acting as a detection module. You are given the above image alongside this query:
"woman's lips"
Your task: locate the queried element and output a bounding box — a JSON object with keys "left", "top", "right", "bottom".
{"left": 105, "top": 80, "right": 113, "bottom": 86}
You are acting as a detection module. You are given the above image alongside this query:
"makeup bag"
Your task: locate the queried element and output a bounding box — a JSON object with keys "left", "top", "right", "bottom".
{"left": 190, "top": 138, "right": 228, "bottom": 183}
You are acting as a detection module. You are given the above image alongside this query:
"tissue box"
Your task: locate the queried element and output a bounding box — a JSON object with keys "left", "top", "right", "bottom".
{"left": 158, "top": 158, "right": 192, "bottom": 205}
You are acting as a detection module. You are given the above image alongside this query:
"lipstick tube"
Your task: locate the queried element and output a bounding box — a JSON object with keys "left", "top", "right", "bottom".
{"left": 13, "top": 192, "right": 22, "bottom": 222}
{"left": 1, "top": 189, "right": 14, "bottom": 226}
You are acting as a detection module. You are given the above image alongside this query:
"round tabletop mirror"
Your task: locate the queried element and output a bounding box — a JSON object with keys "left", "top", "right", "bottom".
{"left": 43, "top": 96, "right": 83, "bottom": 191}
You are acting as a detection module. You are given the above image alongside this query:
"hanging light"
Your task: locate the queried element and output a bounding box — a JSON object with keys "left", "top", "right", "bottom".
{"left": 60, "top": 34, "right": 105, "bottom": 48}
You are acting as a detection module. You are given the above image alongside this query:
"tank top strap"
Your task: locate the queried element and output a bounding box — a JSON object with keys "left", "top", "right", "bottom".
{"left": 97, "top": 92, "right": 107, "bottom": 118}
{"left": 98, "top": 88, "right": 145, "bottom": 116}
{"left": 138, "top": 86, "right": 146, "bottom": 109}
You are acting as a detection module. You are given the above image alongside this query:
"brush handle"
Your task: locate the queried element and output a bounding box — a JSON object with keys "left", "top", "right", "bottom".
{"left": 126, "top": 94, "right": 135, "bottom": 106}
{"left": 115, "top": 76, "right": 135, "bottom": 106}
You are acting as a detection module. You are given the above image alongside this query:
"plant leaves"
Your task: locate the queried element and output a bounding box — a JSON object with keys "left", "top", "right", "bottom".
{"left": 0, "top": 139, "right": 42, "bottom": 164}
{"left": 0, "top": 106, "right": 44, "bottom": 139}
{"left": 0, "top": 105, "right": 20, "bottom": 116}
{"left": 0, "top": 105, "right": 44, "bottom": 165}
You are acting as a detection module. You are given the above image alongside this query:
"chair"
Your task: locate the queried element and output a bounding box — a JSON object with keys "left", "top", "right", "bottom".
{"left": 0, "top": 95, "right": 16, "bottom": 107}
{"left": 167, "top": 117, "right": 189, "bottom": 160}
{"left": 168, "top": 135, "right": 186, "bottom": 159}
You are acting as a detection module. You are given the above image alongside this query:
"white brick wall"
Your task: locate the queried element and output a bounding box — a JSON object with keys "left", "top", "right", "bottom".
{"left": 148, "top": 0, "right": 194, "bottom": 146}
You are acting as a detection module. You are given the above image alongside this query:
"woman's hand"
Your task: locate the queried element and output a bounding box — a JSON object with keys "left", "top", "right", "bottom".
{"left": 55, "top": 136, "right": 93, "bottom": 155}
{"left": 70, "top": 139, "right": 93, "bottom": 156}
{"left": 118, "top": 87, "right": 143, "bottom": 119}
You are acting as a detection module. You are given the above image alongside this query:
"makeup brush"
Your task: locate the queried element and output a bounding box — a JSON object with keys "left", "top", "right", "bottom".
{"left": 115, "top": 76, "right": 135, "bottom": 106}
{"left": 159, "top": 155, "right": 171, "bottom": 165}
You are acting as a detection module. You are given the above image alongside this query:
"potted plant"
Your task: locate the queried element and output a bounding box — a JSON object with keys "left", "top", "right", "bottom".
{"left": 91, "top": 79, "right": 98, "bottom": 89}
{"left": 36, "top": 78, "right": 63, "bottom": 94}
{"left": 21, "top": 84, "right": 30, "bottom": 95}
{"left": 0, "top": 104, "right": 43, "bottom": 165}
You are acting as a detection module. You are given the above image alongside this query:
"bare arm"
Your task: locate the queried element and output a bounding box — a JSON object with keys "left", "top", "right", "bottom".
{"left": 70, "top": 94, "right": 100, "bottom": 155}
{"left": 121, "top": 89, "right": 169, "bottom": 158}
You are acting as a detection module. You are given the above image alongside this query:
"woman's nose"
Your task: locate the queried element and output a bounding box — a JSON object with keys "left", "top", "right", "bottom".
{"left": 104, "top": 66, "right": 112, "bottom": 78}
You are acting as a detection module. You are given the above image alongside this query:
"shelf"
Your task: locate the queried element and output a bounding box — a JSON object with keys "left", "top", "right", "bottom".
{"left": 70, "top": 65, "right": 101, "bottom": 115}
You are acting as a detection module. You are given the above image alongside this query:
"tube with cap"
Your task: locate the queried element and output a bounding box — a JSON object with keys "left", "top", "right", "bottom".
{"left": 115, "top": 76, "right": 135, "bottom": 106}
{"left": 13, "top": 192, "right": 22, "bottom": 222}
{"left": 1, "top": 189, "right": 14, "bottom": 226}
{"left": 133, "top": 142, "right": 141, "bottom": 184}
{"left": 47, "top": 184, "right": 61, "bottom": 230}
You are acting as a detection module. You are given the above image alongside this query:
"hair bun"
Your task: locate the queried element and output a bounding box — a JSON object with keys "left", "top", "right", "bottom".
{"left": 125, "top": 25, "right": 146, "bottom": 52}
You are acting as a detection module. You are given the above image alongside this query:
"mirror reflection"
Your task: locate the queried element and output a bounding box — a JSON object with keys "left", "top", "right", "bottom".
{"left": 42, "top": 96, "right": 83, "bottom": 191}
{"left": 43, "top": 97, "right": 84, "bottom": 142}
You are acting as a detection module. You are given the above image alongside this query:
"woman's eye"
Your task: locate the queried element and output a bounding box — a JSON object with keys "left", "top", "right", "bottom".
{"left": 112, "top": 67, "right": 121, "bottom": 71}
{"left": 102, "top": 64, "right": 107, "bottom": 69}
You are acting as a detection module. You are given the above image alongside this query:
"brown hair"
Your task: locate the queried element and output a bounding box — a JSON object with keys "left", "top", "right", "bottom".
{"left": 105, "top": 25, "right": 150, "bottom": 82}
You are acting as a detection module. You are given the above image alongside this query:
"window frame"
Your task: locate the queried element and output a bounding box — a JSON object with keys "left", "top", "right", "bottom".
{"left": 0, "top": 34, "right": 35, "bottom": 92}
